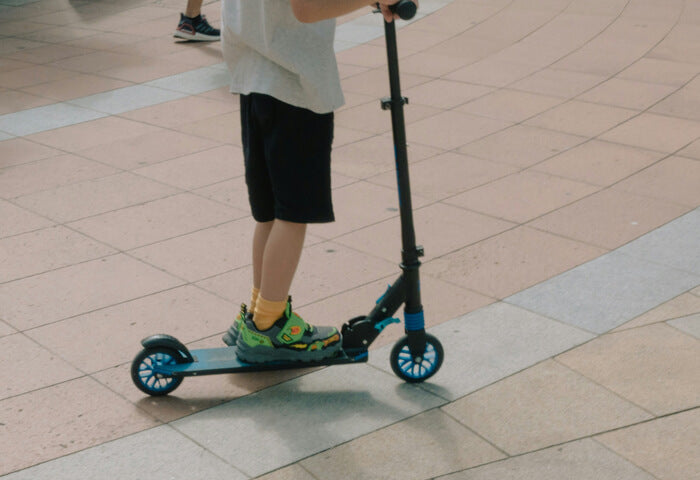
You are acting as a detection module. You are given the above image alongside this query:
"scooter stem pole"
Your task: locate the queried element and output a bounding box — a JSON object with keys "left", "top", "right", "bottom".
{"left": 384, "top": 18, "right": 424, "bottom": 321}
{"left": 384, "top": 19, "right": 418, "bottom": 267}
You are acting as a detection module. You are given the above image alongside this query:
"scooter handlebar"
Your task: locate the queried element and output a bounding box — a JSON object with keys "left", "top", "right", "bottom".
{"left": 388, "top": 0, "right": 417, "bottom": 20}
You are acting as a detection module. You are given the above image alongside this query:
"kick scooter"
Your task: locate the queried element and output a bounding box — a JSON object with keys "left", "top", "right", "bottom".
{"left": 131, "top": 0, "right": 444, "bottom": 396}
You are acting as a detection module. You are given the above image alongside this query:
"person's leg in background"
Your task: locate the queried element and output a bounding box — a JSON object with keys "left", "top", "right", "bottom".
{"left": 174, "top": 0, "right": 220, "bottom": 42}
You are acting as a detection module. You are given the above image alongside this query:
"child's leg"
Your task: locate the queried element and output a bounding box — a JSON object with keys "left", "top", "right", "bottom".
{"left": 184, "top": 0, "right": 203, "bottom": 18}
{"left": 251, "top": 221, "right": 273, "bottom": 309}
{"left": 254, "top": 220, "right": 306, "bottom": 330}
{"left": 259, "top": 220, "right": 306, "bottom": 302}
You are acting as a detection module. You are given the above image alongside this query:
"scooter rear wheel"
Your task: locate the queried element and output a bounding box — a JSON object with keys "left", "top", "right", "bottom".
{"left": 131, "top": 346, "right": 184, "bottom": 396}
{"left": 390, "top": 333, "right": 444, "bottom": 383}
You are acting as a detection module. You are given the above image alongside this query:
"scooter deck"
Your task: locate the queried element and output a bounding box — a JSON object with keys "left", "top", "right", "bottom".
{"left": 155, "top": 346, "right": 369, "bottom": 377}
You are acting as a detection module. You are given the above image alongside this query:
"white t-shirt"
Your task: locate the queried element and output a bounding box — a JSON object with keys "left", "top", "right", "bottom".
{"left": 221, "top": 0, "right": 345, "bottom": 114}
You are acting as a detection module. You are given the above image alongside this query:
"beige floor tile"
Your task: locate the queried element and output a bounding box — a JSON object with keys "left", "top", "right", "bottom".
{"left": 532, "top": 140, "right": 663, "bottom": 186}
{"left": 300, "top": 410, "right": 505, "bottom": 480}
{"left": 423, "top": 226, "right": 605, "bottom": 298}
{"left": 14, "top": 171, "right": 179, "bottom": 223}
{"left": 421, "top": 33, "right": 503, "bottom": 64}
{"left": 0, "top": 199, "right": 54, "bottom": 238}
{"left": 121, "top": 95, "right": 237, "bottom": 129}
{"left": 161, "top": 44, "right": 223, "bottom": 68}
{"left": 651, "top": 87, "right": 700, "bottom": 122}
{"left": 529, "top": 189, "right": 688, "bottom": 249}
{"left": 335, "top": 100, "right": 442, "bottom": 134}
{"left": 596, "top": 409, "right": 700, "bottom": 480}
{"left": 174, "top": 111, "right": 241, "bottom": 145}
{"left": 65, "top": 32, "right": 148, "bottom": 51}
{"left": 399, "top": 51, "right": 465, "bottom": 78}
{"left": 617, "top": 58, "right": 700, "bottom": 87}
{"left": 197, "top": 86, "right": 241, "bottom": 103}
{"left": 0, "top": 225, "right": 115, "bottom": 283}
{"left": 525, "top": 100, "right": 636, "bottom": 137}
{"left": 287, "top": 241, "right": 397, "bottom": 307}
{"left": 21, "top": 73, "right": 132, "bottom": 101}
{"left": 457, "top": 88, "right": 563, "bottom": 123}
{"left": 335, "top": 202, "right": 515, "bottom": 263}
{"left": 678, "top": 138, "right": 700, "bottom": 160}
{"left": 0, "top": 64, "right": 77, "bottom": 89}
{"left": 336, "top": 43, "right": 402, "bottom": 69}
{"left": 403, "top": 79, "right": 493, "bottom": 110}
{"left": 195, "top": 264, "right": 255, "bottom": 305}
{"left": 27, "top": 285, "right": 234, "bottom": 374}
{"left": 312, "top": 181, "right": 429, "bottom": 239}
{"left": 613, "top": 155, "right": 700, "bottom": 207}
{"left": 78, "top": 129, "right": 219, "bottom": 170}
{"left": 459, "top": 124, "right": 586, "bottom": 168}
{"left": 368, "top": 151, "right": 518, "bottom": 201}
{"left": 0, "top": 137, "right": 62, "bottom": 168}
{"left": 0, "top": 376, "right": 159, "bottom": 476}
{"left": 193, "top": 176, "right": 251, "bottom": 213}
{"left": 600, "top": 113, "right": 700, "bottom": 153}
{"left": 129, "top": 218, "right": 253, "bottom": 282}
{"left": 0, "top": 254, "right": 182, "bottom": 330}
{"left": 447, "top": 170, "right": 599, "bottom": 223}
{"left": 68, "top": 193, "right": 238, "bottom": 250}
{"left": 0, "top": 38, "right": 46, "bottom": 57}
{"left": 332, "top": 134, "right": 442, "bottom": 179}
{"left": 6, "top": 43, "right": 93, "bottom": 65}
{"left": 254, "top": 465, "right": 317, "bottom": 480}
{"left": 0, "top": 154, "right": 118, "bottom": 199}
{"left": 0, "top": 333, "right": 82, "bottom": 400}
{"left": 368, "top": 24, "right": 453, "bottom": 52}
{"left": 614, "top": 293, "right": 700, "bottom": 332}
{"left": 511, "top": 68, "right": 607, "bottom": 98}
{"left": 445, "top": 59, "right": 540, "bottom": 88}
{"left": 0, "top": 89, "right": 55, "bottom": 115}
{"left": 578, "top": 78, "right": 677, "bottom": 111}
{"left": 557, "top": 324, "right": 700, "bottom": 415}
{"left": 0, "top": 320, "right": 15, "bottom": 338}
{"left": 440, "top": 438, "right": 656, "bottom": 480}
{"left": 332, "top": 125, "right": 374, "bottom": 148}
{"left": 341, "top": 67, "right": 431, "bottom": 98}
{"left": 407, "top": 110, "right": 512, "bottom": 150}
{"left": 0, "top": 59, "right": 35, "bottom": 73}
{"left": 48, "top": 50, "right": 143, "bottom": 74}
{"left": 443, "top": 360, "right": 652, "bottom": 455}
{"left": 26, "top": 116, "right": 162, "bottom": 152}
{"left": 133, "top": 144, "right": 244, "bottom": 191}
{"left": 109, "top": 35, "right": 205, "bottom": 58}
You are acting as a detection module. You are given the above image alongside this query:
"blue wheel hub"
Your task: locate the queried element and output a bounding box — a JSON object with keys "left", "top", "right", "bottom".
{"left": 138, "top": 351, "right": 178, "bottom": 392}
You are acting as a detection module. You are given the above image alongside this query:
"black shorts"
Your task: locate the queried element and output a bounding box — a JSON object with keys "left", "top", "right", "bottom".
{"left": 240, "top": 93, "right": 335, "bottom": 224}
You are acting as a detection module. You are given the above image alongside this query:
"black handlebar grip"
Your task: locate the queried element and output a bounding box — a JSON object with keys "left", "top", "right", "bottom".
{"left": 388, "top": 0, "right": 417, "bottom": 20}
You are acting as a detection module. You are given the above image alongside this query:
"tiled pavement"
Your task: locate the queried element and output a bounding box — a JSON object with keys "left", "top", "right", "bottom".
{"left": 1, "top": 0, "right": 699, "bottom": 478}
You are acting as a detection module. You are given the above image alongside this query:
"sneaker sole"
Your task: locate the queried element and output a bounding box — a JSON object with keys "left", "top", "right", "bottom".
{"left": 173, "top": 31, "right": 220, "bottom": 41}
{"left": 222, "top": 324, "right": 239, "bottom": 346}
{"left": 236, "top": 339, "right": 343, "bottom": 364}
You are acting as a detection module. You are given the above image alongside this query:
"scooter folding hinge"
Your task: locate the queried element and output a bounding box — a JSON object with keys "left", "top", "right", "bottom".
{"left": 374, "top": 317, "right": 401, "bottom": 332}
{"left": 381, "top": 96, "right": 409, "bottom": 110}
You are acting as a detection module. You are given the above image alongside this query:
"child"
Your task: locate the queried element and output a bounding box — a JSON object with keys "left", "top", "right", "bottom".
{"left": 220, "top": 0, "right": 403, "bottom": 363}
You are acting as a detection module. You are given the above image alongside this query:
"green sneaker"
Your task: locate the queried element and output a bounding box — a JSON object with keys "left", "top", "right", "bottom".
{"left": 236, "top": 300, "right": 342, "bottom": 363}
{"left": 222, "top": 304, "right": 249, "bottom": 346}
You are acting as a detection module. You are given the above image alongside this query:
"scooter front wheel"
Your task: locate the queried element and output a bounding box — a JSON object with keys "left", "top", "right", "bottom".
{"left": 390, "top": 333, "right": 444, "bottom": 383}
{"left": 131, "top": 347, "right": 184, "bottom": 396}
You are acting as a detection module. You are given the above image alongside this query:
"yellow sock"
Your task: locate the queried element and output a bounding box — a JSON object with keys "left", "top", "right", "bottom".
{"left": 253, "top": 296, "right": 287, "bottom": 331}
{"left": 249, "top": 286, "right": 260, "bottom": 314}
